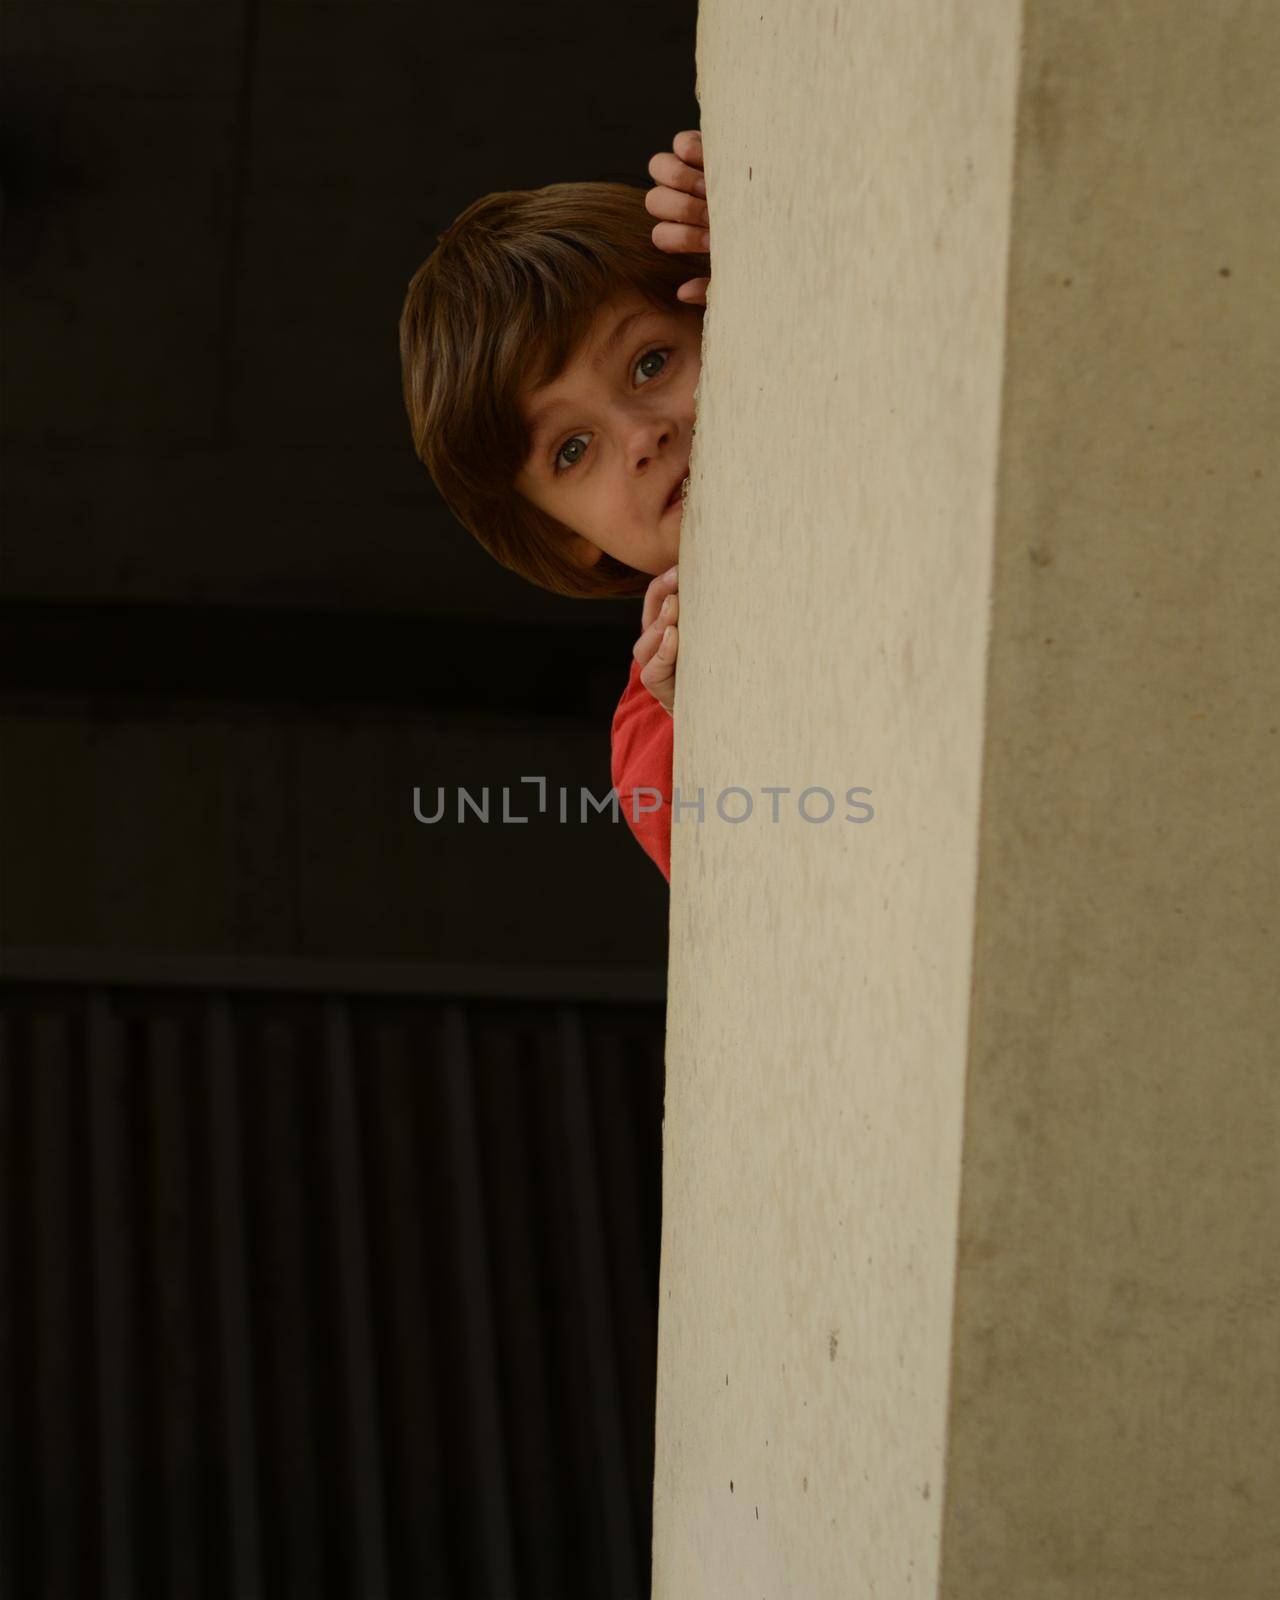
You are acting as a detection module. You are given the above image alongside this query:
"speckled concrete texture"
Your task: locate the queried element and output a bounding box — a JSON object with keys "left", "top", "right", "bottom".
{"left": 652, "top": 3, "right": 1280, "bottom": 1595}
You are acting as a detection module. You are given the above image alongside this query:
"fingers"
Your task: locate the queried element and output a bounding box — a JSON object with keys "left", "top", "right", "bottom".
{"left": 641, "top": 565, "right": 679, "bottom": 633}
{"left": 639, "top": 621, "right": 677, "bottom": 715}
{"left": 650, "top": 220, "right": 712, "bottom": 257}
{"left": 673, "top": 129, "right": 703, "bottom": 170}
{"left": 647, "top": 131, "right": 710, "bottom": 277}
{"left": 637, "top": 564, "right": 679, "bottom": 713}
{"left": 634, "top": 610, "right": 678, "bottom": 674}
{"left": 643, "top": 181, "right": 709, "bottom": 230}
{"left": 647, "top": 147, "right": 706, "bottom": 195}
{"left": 635, "top": 593, "right": 679, "bottom": 669}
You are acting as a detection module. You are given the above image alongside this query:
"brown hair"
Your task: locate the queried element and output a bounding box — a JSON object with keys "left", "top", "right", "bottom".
{"left": 398, "top": 181, "right": 707, "bottom": 600}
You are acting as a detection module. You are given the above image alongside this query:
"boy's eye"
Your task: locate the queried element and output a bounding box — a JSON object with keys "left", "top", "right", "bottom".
{"left": 552, "top": 348, "right": 672, "bottom": 476}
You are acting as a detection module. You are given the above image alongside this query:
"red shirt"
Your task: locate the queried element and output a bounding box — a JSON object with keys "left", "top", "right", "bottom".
{"left": 610, "top": 657, "right": 673, "bottom": 881}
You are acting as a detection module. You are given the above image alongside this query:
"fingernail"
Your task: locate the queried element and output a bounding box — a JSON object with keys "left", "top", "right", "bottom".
{"left": 663, "top": 626, "right": 676, "bottom": 649}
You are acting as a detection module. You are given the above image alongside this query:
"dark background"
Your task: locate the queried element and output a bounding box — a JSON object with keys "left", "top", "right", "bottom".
{"left": 0, "top": 3, "right": 697, "bottom": 1593}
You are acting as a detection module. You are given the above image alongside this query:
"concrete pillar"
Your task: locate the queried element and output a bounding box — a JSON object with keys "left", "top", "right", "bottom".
{"left": 653, "top": 2, "right": 1279, "bottom": 1594}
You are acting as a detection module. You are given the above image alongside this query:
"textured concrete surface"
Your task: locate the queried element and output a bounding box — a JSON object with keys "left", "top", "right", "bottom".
{"left": 652, "top": 2, "right": 1279, "bottom": 1595}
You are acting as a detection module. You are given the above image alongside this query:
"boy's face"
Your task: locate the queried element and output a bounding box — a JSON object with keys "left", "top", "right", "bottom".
{"left": 514, "top": 289, "right": 702, "bottom": 577}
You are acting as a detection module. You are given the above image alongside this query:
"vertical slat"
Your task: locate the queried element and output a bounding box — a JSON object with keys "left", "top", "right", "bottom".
{"left": 31, "top": 1010, "right": 77, "bottom": 1599}
{"left": 439, "top": 1001, "right": 517, "bottom": 1594}
{"left": 365, "top": 1015, "right": 449, "bottom": 1594}
{"left": 556, "top": 1004, "right": 640, "bottom": 1595}
{"left": 583, "top": 1027, "right": 660, "bottom": 1553}
{"left": 0, "top": 1013, "right": 13, "bottom": 1598}
{"left": 146, "top": 1012, "right": 204, "bottom": 1596}
{"left": 204, "top": 994, "right": 263, "bottom": 1600}
{"left": 320, "top": 996, "right": 390, "bottom": 1599}
{"left": 87, "top": 989, "right": 137, "bottom": 1600}
{"left": 31, "top": 1009, "right": 81, "bottom": 1600}
{"left": 255, "top": 1011, "right": 324, "bottom": 1595}
{"left": 471, "top": 1024, "right": 568, "bottom": 1598}
{"left": 526, "top": 1020, "right": 601, "bottom": 1578}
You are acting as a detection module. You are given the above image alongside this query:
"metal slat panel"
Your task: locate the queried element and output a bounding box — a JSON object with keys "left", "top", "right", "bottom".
{"left": 87, "top": 990, "right": 138, "bottom": 1600}
{"left": 204, "top": 993, "right": 264, "bottom": 1600}
{"left": 579, "top": 1023, "right": 660, "bottom": 1550}
{"left": 521, "top": 1013, "right": 617, "bottom": 1584}
{"left": 0, "top": 978, "right": 666, "bottom": 1597}
{"left": 361, "top": 1012, "right": 450, "bottom": 1594}
{"left": 467, "top": 1017, "right": 568, "bottom": 1598}
{"left": 248, "top": 1007, "right": 326, "bottom": 1596}
{"left": 555, "top": 1006, "right": 640, "bottom": 1595}
{"left": 31, "top": 1008, "right": 81, "bottom": 1599}
{"left": 145, "top": 1010, "right": 206, "bottom": 1597}
{"left": 438, "top": 1001, "right": 518, "bottom": 1594}
{"left": 0, "top": 1013, "right": 14, "bottom": 1598}
{"left": 320, "top": 996, "right": 390, "bottom": 1600}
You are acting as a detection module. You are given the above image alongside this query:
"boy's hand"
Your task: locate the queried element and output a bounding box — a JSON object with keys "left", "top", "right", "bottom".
{"left": 635, "top": 566, "right": 679, "bottom": 716}
{"left": 645, "top": 130, "right": 710, "bottom": 307}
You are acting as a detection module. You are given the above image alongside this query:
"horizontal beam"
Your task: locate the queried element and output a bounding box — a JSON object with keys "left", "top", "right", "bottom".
{"left": 0, "top": 945, "right": 667, "bottom": 1004}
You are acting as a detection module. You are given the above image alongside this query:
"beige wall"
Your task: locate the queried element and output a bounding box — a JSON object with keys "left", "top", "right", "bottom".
{"left": 652, "top": 2, "right": 1280, "bottom": 1595}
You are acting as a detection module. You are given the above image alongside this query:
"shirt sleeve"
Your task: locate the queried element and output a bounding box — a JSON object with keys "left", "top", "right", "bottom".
{"left": 610, "top": 657, "right": 673, "bottom": 882}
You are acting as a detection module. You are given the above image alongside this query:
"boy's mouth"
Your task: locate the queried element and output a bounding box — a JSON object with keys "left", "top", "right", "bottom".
{"left": 664, "top": 474, "right": 689, "bottom": 513}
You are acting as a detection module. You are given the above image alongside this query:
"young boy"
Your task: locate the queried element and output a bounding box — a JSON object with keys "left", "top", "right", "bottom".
{"left": 398, "top": 131, "right": 711, "bottom": 883}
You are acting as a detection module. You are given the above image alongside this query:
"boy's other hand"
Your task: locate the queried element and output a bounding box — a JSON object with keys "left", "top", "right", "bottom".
{"left": 645, "top": 131, "right": 710, "bottom": 307}
{"left": 635, "top": 566, "right": 679, "bottom": 716}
